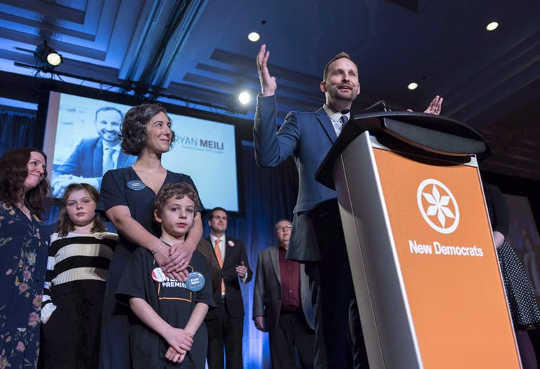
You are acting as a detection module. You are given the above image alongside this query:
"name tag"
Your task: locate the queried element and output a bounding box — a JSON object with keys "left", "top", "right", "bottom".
{"left": 127, "top": 180, "right": 146, "bottom": 190}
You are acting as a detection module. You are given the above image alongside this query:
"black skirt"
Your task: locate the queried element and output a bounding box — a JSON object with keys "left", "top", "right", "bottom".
{"left": 497, "top": 239, "right": 540, "bottom": 329}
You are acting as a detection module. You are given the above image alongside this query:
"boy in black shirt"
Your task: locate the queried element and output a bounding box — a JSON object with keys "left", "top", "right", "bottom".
{"left": 116, "top": 183, "right": 214, "bottom": 368}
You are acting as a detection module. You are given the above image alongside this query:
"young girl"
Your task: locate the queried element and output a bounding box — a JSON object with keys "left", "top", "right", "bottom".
{"left": 116, "top": 182, "right": 213, "bottom": 369}
{"left": 40, "top": 183, "right": 117, "bottom": 369}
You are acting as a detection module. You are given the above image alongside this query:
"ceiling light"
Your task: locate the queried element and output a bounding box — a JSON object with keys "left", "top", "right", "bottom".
{"left": 248, "top": 32, "right": 260, "bottom": 42}
{"left": 238, "top": 91, "right": 252, "bottom": 105}
{"left": 35, "top": 40, "right": 63, "bottom": 70}
{"left": 486, "top": 21, "right": 499, "bottom": 31}
{"left": 408, "top": 82, "right": 418, "bottom": 90}
{"left": 46, "top": 51, "right": 62, "bottom": 66}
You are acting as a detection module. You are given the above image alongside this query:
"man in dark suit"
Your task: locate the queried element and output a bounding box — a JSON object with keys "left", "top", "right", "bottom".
{"left": 204, "top": 207, "right": 252, "bottom": 369}
{"left": 254, "top": 44, "right": 443, "bottom": 369}
{"left": 52, "top": 106, "right": 136, "bottom": 196}
{"left": 253, "top": 219, "right": 315, "bottom": 369}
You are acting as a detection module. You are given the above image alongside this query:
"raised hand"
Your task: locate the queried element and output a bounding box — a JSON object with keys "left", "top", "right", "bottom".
{"left": 424, "top": 95, "right": 443, "bottom": 115}
{"left": 256, "top": 44, "right": 277, "bottom": 96}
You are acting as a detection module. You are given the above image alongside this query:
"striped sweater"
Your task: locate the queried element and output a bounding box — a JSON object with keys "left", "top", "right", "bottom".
{"left": 41, "top": 232, "right": 117, "bottom": 323}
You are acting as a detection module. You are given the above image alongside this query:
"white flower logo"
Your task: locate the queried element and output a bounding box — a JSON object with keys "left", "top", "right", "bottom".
{"left": 417, "top": 179, "right": 460, "bottom": 234}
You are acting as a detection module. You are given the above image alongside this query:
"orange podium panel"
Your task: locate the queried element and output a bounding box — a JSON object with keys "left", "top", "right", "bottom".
{"left": 373, "top": 147, "right": 520, "bottom": 369}
{"left": 331, "top": 132, "right": 521, "bottom": 369}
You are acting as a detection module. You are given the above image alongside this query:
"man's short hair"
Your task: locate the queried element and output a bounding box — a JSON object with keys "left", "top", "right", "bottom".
{"left": 154, "top": 182, "right": 200, "bottom": 216}
{"left": 274, "top": 219, "right": 292, "bottom": 231}
{"left": 95, "top": 106, "right": 123, "bottom": 122}
{"left": 209, "top": 207, "right": 227, "bottom": 218}
{"left": 322, "top": 51, "right": 356, "bottom": 81}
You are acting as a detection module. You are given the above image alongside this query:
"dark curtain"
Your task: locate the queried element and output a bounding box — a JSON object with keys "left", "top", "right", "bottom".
{"left": 0, "top": 109, "right": 40, "bottom": 156}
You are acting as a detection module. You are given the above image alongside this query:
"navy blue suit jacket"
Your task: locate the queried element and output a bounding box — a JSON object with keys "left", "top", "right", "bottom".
{"left": 254, "top": 95, "right": 338, "bottom": 261}
{"left": 56, "top": 137, "right": 136, "bottom": 180}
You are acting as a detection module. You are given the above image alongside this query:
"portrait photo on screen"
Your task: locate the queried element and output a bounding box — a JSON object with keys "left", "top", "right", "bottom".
{"left": 45, "top": 92, "right": 239, "bottom": 212}
{"left": 49, "top": 93, "right": 136, "bottom": 197}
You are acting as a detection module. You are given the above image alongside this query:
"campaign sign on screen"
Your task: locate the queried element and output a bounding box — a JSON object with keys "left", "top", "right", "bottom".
{"left": 163, "top": 113, "right": 238, "bottom": 212}
{"left": 45, "top": 92, "right": 239, "bottom": 212}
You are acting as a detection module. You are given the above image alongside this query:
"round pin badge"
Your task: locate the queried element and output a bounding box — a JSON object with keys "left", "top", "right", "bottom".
{"left": 185, "top": 272, "right": 205, "bottom": 292}
{"left": 127, "top": 180, "right": 146, "bottom": 191}
{"left": 152, "top": 267, "right": 167, "bottom": 282}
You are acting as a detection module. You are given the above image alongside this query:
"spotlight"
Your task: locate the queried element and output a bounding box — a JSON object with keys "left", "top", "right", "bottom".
{"left": 486, "top": 21, "right": 499, "bottom": 31}
{"left": 35, "top": 40, "right": 63, "bottom": 70}
{"left": 408, "top": 82, "right": 418, "bottom": 90}
{"left": 46, "top": 50, "right": 62, "bottom": 67}
{"left": 238, "top": 91, "right": 252, "bottom": 105}
{"left": 248, "top": 32, "right": 260, "bottom": 42}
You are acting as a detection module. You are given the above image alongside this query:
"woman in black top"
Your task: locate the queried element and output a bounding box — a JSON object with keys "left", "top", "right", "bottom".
{"left": 99, "top": 103, "right": 203, "bottom": 369}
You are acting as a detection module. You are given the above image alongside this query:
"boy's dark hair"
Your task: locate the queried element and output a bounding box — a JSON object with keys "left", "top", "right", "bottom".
{"left": 322, "top": 51, "right": 356, "bottom": 81}
{"left": 57, "top": 183, "right": 106, "bottom": 237}
{"left": 121, "top": 103, "right": 176, "bottom": 156}
{"left": 154, "top": 182, "right": 200, "bottom": 216}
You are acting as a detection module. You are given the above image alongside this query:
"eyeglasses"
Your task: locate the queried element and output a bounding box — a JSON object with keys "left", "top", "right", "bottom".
{"left": 276, "top": 225, "right": 292, "bottom": 231}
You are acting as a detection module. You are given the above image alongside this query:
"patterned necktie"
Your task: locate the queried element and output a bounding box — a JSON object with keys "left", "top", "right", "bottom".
{"left": 214, "top": 239, "right": 226, "bottom": 295}
{"left": 102, "top": 147, "right": 116, "bottom": 175}
{"left": 337, "top": 114, "right": 349, "bottom": 136}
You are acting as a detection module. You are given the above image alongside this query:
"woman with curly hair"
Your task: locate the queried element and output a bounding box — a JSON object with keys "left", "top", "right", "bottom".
{"left": 0, "top": 148, "right": 49, "bottom": 369}
{"left": 99, "top": 103, "right": 203, "bottom": 369}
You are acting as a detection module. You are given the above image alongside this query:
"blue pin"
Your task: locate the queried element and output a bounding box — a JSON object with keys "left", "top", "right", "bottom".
{"left": 185, "top": 272, "right": 205, "bottom": 292}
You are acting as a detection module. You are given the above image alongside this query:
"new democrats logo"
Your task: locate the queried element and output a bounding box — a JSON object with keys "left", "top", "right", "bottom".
{"left": 417, "top": 178, "right": 460, "bottom": 234}
{"left": 410, "top": 178, "right": 483, "bottom": 257}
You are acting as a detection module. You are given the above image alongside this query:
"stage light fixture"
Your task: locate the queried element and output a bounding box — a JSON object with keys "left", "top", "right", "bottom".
{"left": 238, "top": 91, "right": 252, "bottom": 105}
{"left": 486, "top": 21, "right": 499, "bottom": 31}
{"left": 35, "top": 40, "right": 63, "bottom": 70}
{"left": 248, "top": 32, "right": 260, "bottom": 42}
{"left": 408, "top": 82, "right": 418, "bottom": 90}
{"left": 46, "top": 50, "right": 62, "bottom": 67}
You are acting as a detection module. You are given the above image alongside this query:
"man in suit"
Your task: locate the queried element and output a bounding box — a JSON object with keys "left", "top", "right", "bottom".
{"left": 205, "top": 207, "right": 252, "bottom": 369}
{"left": 253, "top": 219, "right": 315, "bottom": 369}
{"left": 52, "top": 106, "right": 136, "bottom": 196}
{"left": 254, "top": 44, "right": 443, "bottom": 369}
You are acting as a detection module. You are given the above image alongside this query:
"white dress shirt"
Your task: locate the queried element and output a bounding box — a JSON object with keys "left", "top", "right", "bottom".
{"left": 323, "top": 104, "right": 351, "bottom": 136}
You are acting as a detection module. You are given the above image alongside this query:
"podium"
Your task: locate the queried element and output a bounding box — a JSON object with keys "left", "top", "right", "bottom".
{"left": 316, "top": 112, "right": 522, "bottom": 369}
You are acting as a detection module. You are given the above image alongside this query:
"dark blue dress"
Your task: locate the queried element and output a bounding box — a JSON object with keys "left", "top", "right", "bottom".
{"left": 98, "top": 167, "right": 199, "bottom": 369}
{"left": 0, "top": 202, "right": 48, "bottom": 369}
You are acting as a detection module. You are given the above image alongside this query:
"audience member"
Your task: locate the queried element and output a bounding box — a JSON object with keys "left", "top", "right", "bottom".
{"left": 204, "top": 207, "right": 252, "bottom": 369}
{"left": 0, "top": 148, "right": 49, "bottom": 369}
{"left": 253, "top": 219, "right": 315, "bottom": 369}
